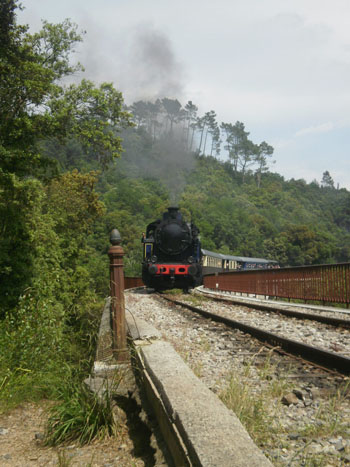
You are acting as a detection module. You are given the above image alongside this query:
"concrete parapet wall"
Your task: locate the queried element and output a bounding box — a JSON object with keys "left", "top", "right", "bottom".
{"left": 95, "top": 298, "right": 114, "bottom": 366}
{"left": 126, "top": 310, "right": 273, "bottom": 467}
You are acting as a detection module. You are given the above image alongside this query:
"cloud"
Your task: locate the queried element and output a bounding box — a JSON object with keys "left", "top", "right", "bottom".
{"left": 295, "top": 122, "right": 334, "bottom": 137}
{"left": 271, "top": 137, "right": 294, "bottom": 150}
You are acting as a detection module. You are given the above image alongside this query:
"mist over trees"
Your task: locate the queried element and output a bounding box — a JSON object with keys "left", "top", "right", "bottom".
{"left": 127, "top": 97, "right": 275, "bottom": 184}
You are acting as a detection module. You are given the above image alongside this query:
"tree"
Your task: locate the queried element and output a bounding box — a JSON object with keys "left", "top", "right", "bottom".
{"left": 264, "top": 225, "right": 336, "bottom": 266}
{"left": 147, "top": 100, "right": 162, "bottom": 141}
{"left": 255, "top": 141, "right": 274, "bottom": 188}
{"left": 195, "top": 115, "right": 206, "bottom": 154}
{"left": 184, "top": 100, "right": 198, "bottom": 151}
{"left": 161, "top": 98, "right": 182, "bottom": 135}
{"left": 0, "top": 0, "right": 17, "bottom": 52}
{"left": 0, "top": 3, "right": 132, "bottom": 174}
{"left": 221, "top": 121, "right": 249, "bottom": 172}
{"left": 237, "top": 138, "right": 258, "bottom": 182}
{"left": 210, "top": 126, "right": 221, "bottom": 157}
{"left": 195, "top": 110, "right": 217, "bottom": 155}
{"left": 202, "top": 110, "right": 217, "bottom": 155}
{"left": 129, "top": 100, "right": 149, "bottom": 127}
{"left": 0, "top": 2, "right": 132, "bottom": 310}
{"left": 321, "top": 171, "right": 335, "bottom": 189}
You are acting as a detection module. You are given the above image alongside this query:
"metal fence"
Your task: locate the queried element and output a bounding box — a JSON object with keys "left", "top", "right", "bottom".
{"left": 203, "top": 263, "right": 350, "bottom": 307}
{"left": 124, "top": 276, "right": 144, "bottom": 289}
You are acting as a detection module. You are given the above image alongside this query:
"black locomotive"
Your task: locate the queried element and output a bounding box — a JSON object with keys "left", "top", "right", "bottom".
{"left": 142, "top": 207, "right": 202, "bottom": 290}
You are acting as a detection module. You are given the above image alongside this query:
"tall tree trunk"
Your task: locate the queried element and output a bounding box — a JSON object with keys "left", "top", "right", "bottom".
{"left": 198, "top": 127, "right": 205, "bottom": 153}
{"left": 203, "top": 128, "right": 209, "bottom": 155}
{"left": 190, "top": 127, "right": 195, "bottom": 151}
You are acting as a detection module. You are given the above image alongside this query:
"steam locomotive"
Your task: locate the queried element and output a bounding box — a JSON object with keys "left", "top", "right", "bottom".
{"left": 141, "top": 207, "right": 202, "bottom": 290}
{"left": 141, "top": 207, "right": 278, "bottom": 291}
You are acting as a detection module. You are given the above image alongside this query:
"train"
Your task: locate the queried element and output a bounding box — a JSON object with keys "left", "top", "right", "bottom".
{"left": 141, "top": 207, "right": 202, "bottom": 290}
{"left": 141, "top": 207, "right": 278, "bottom": 291}
{"left": 201, "top": 249, "right": 278, "bottom": 274}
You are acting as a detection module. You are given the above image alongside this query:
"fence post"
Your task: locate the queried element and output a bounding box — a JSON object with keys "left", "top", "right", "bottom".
{"left": 108, "top": 229, "right": 128, "bottom": 362}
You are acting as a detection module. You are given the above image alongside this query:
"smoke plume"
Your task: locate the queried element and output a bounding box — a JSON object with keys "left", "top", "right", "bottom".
{"left": 121, "top": 24, "right": 186, "bottom": 103}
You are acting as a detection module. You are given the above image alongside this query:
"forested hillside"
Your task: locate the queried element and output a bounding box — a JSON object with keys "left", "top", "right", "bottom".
{"left": 1, "top": 1, "right": 349, "bottom": 420}
{"left": 81, "top": 102, "right": 350, "bottom": 290}
{"left": 46, "top": 96, "right": 350, "bottom": 294}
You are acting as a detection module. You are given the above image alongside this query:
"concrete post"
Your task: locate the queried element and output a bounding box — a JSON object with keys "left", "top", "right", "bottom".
{"left": 108, "top": 229, "right": 128, "bottom": 362}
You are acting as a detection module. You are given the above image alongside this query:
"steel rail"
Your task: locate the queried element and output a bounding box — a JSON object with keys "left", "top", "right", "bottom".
{"left": 197, "top": 292, "right": 350, "bottom": 328}
{"left": 160, "top": 295, "right": 350, "bottom": 376}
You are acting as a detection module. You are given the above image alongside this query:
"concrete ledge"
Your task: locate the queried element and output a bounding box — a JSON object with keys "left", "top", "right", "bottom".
{"left": 126, "top": 309, "right": 162, "bottom": 341}
{"left": 126, "top": 313, "right": 272, "bottom": 467}
{"left": 87, "top": 299, "right": 135, "bottom": 399}
{"left": 94, "top": 298, "right": 114, "bottom": 370}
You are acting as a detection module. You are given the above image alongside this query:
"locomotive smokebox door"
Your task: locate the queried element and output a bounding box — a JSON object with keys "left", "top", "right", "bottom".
{"left": 142, "top": 207, "right": 202, "bottom": 290}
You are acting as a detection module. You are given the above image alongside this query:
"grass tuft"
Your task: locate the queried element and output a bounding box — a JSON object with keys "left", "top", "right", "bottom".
{"left": 56, "top": 450, "right": 73, "bottom": 466}
{"left": 44, "top": 379, "right": 117, "bottom": 446}
{"left": 163, "top": 288, "right": 183, "bottom": 295}
{"left": 299, "top": 381, "right": 350, "bottom": 440}
{"left": 219, "top": 372, "right": 276, "bottom": 446}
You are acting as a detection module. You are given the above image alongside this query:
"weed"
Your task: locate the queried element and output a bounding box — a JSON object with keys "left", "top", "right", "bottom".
{"left": 180, "top": 350, "right": 191, "bottom": 363}
{"left": 269, "top": 377, "right": 290, "bottom": 399}
{"left": 163, "top": 288, "right": 183, "bottom": 295}
{"left": 85, "top": 455, "right": 96, "bottom": 467}
{"left": 199, "top": 335, "right": 211, "bottom": 352}
{"left": 297, "top": 381, "right": 349, "bottom": 440}
{"left": 299, "top": 408, "right": 345, "bottom": 440}
{"left": 303, "top": 454, "right": 332, "bottom": 467}
{"left": 192, "top": 361, "right": 204, "bottom": 377}
{"left": 257, "top": 350, "right": 274, "bottom": 379}
{"left": 219, "top": 372, "right": 277, "bottom": 446}
{"left": 242, "top": 355, "right": 255, "bottom": 378}
{"left": 56, "top": 450, "right": 73, "bottom": 466}
{"left": 44, "top": 378, "right": 118, "bottom": 446}
{"left": 184, "top": 294, "right": 208, "bottom": 306}
{"left": 241, "top": 348, "right": 268, "bottom": 378}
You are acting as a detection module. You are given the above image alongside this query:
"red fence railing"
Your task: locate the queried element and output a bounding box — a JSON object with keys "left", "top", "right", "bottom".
{"left": 203, "top": 263, "right": 350, "bottom": 306}
{"left": 124, "top": 276, "right": 144, "bottom": 289}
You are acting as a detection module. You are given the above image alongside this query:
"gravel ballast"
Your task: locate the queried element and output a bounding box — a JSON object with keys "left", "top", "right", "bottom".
{"left": 125, "top": 289, "right": 350, "bottom": 466}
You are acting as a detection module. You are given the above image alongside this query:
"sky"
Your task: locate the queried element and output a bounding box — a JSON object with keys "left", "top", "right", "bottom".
{"left": 18, "top": 0, "right": 350, "bottom": 189}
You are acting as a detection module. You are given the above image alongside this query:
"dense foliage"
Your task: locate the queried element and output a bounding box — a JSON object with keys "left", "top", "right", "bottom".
{"left": 38, "top": 95, "right": 350, "bottom": 284}
{"left": 91, "top": 116, "right": 350, "bottom": 278}
{"left": 0, "top": 1, "right": 132, "bottom": 411}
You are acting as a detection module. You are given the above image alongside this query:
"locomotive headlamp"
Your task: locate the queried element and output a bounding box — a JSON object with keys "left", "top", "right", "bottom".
{"left": 151, "top": 255, "right": 157, "bottom": 263}
{"left": 149, "top": 264, "right": 158, "bottom": 275}
{"left": 188, "top": 256, "right": 194, "bottom": 263}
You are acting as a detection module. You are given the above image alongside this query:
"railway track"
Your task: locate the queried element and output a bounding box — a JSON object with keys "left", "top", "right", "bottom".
{"left": 158, "top": 293, "right": 350, "bottom": 376}
{"left": 126, "top": 289, "right": 350, "bottom": 465}
{"left": 197, "top": 289, "right": 350, "bottom": 328}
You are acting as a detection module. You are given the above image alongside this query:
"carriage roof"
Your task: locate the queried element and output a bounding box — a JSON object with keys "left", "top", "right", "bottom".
{"left": 201, "top": 249, "right": 277, "bottom": 264}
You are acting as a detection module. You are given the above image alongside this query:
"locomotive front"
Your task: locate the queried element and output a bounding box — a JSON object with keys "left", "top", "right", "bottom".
{"left": 142, "top": 207, "right": 202, "bottom": 290}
